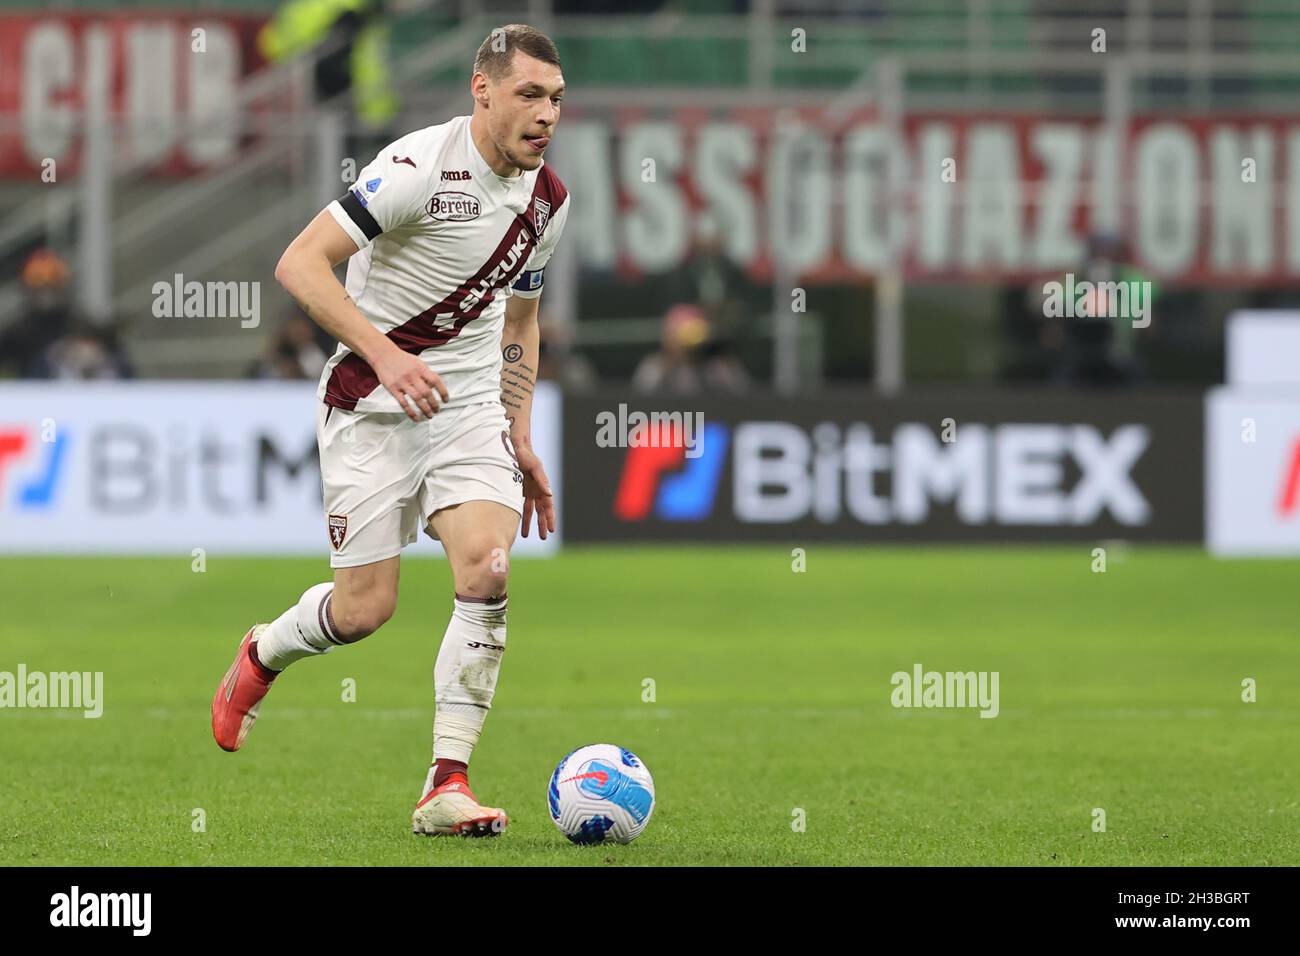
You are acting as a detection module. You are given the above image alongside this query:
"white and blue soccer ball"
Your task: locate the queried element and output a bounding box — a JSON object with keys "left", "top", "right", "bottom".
{"left": 547, "top": 744, "right": 656, "bottom": 844}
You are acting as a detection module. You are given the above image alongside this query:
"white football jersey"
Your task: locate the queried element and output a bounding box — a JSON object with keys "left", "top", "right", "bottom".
{"left": 319, "top": 114, "right": 570, "bottom": 413}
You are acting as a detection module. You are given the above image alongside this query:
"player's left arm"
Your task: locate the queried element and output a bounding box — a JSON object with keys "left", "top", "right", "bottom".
{"left": 502, "top": 292, "right": 554, "bottom": 539}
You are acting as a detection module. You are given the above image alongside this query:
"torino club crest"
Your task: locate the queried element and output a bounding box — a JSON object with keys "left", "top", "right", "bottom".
{"left": 533, "top": 197, "right": 550, "bottom": 235}
{"left": 328, "top": 514, "right": 348, "bottom": 549}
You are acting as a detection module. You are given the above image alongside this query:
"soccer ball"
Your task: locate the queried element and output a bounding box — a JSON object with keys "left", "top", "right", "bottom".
{"left": 547, "top": 744, "right": 656, "bottom": 844}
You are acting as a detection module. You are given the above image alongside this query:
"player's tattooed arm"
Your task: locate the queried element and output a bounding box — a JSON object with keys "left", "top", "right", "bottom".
{"left": 500, "top": 295, "right": 542, "bottom": 450}
{"left": 500, "top": 349, "right": 535, "bottom": 426}
{"left": 501, "top": 292, "right": 555, "bottom": 539}
{"left": 300, "top": 290, "right": 355, "bottom": 324}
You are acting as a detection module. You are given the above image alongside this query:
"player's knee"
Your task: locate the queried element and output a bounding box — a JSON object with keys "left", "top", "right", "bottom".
{"left": 458, "top": 543, "right": 511, "bottom": 600}
{"left": 331, "top": 590, "right": 396, "bottom": 642}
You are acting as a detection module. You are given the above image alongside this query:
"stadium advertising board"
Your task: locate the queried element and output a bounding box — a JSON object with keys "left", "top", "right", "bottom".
{"left": 1206, "top": 391, "right": 1300, "bottom": 556}
{"left": 0, "top": 382, "right": 562, "bottom": 556}
{"left": 562, "top": 112, "right": 1300, "bottom": 285}
{"left": 562, "top": 391, "right": 1203, "bottom": 542}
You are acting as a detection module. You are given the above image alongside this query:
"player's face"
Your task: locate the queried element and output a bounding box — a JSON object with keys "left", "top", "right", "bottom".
{"left": 482, "top": 52, "right": 565, "bottom": 173}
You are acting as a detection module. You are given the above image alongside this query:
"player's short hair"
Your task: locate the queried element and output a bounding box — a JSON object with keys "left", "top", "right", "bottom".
{"left": 472, "top": 24, "right": 561, "bottom": 83}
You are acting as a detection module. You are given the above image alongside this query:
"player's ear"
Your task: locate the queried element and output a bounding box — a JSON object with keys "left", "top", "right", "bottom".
{"left": 471, "top": 72, "right": 490, "bottom": 109}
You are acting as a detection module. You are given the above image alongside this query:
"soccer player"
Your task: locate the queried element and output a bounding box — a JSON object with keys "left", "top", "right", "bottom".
{"left": 210, "top": 24, "right": 569, "bottom": 838}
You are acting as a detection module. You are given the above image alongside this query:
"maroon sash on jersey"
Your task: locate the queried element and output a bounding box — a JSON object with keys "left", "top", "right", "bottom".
{"left": 325, "top": 165, "right": 568, "bottom": 410}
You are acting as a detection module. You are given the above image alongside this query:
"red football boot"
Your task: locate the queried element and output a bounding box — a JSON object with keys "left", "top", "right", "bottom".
{"left": 211, "top": 624, "right": 278, "bottom": 752}
{"left": 412, "top": 772, "right": 509, "bottom": 837}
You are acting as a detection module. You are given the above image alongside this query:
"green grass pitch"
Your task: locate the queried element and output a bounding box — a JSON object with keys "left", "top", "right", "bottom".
{"left": 1, "top": 546, "right": 1296, "bottom": 866}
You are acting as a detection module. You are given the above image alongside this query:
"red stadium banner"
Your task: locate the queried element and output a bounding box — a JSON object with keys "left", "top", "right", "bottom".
{"left": 564, "top": 109, "right": 1300, "bottom": 286}
{"left": 0, "top": 12, "right": 270, "bottom": 176}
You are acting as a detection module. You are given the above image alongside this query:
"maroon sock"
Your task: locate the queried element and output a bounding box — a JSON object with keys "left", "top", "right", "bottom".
{"left": 247, "top": 639, "right": 280, "bottom": 681}
{"left": 432, "top": 759, "right": 469, "bottom": 788}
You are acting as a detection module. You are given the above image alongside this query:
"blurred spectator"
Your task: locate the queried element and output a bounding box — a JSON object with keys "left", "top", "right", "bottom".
{"left": 698, "top": 334, "right": 750, "bottom": 391}
{"left": 664, "top": 213, "right": 755, "bottom": 353}
{"left": 36, "top": 322, "right": 134, "bottom": 380}
{"left": 1060, "top": 234, "right": 1147, "bottom": 386}
{"left": 248, "top": 313, "right": 329, "bottom": 380}
{"left": 0, "top": 248, "right": 75, "bottom": 378}
{"left": 999, "top": 234, "right": 1149, "bottom": 386}
{"left": 258, "top": 0, "right": 399, "bottom": 155}
{"left": 538, "top": 314, "right": 597, "bottom": 390}
{"left": 632, "top": 303, "right": 749, "bottom": 393}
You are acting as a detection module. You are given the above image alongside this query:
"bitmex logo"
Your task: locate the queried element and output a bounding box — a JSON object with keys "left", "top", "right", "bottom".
{"left": 0, "top": 422, "right": 317, "bottom": 516}
{"left": 0, "top": 426, "right": 70, "bottom": 510}
{"left": 614, "top": 422, "right": 729, "bottom": 521}
{"left": 1279, "top": 438, "right": 1300, "bottom": 516}
{"left": 614, "top": 420, "right": 1158, "bottom": 526}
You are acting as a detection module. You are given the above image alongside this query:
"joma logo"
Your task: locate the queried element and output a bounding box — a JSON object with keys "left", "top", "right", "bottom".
{"left": 441, "top": 170, "right": 471, "bottom": 181}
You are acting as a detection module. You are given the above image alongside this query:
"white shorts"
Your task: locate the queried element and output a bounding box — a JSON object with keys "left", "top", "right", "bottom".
{"left": 317, "top": 400, "right": 525, "bottom": 568}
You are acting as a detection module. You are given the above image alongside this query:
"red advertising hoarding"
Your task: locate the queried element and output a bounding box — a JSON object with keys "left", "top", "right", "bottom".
{"left": 563, "top": 109, "right": 1300, "bottom": 285}
{"left": 0, "top": 12, "right": 270, "bottom": 176}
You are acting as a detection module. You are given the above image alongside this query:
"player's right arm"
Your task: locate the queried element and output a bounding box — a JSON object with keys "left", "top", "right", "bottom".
{"left": 275, "top": 143, "right": 449, "bottom": 421}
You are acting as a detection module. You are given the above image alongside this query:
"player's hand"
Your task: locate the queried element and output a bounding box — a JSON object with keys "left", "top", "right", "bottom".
{"left": 516, "top": 445, "right": 556, "bottom": 540}
{"left": 374, "top": 349, "right": 449, "bottom": 420}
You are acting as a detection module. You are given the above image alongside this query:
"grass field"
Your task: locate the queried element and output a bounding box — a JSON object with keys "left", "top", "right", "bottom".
{"left": 1, "top": 546, "right": 1296, "bottom": 866}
